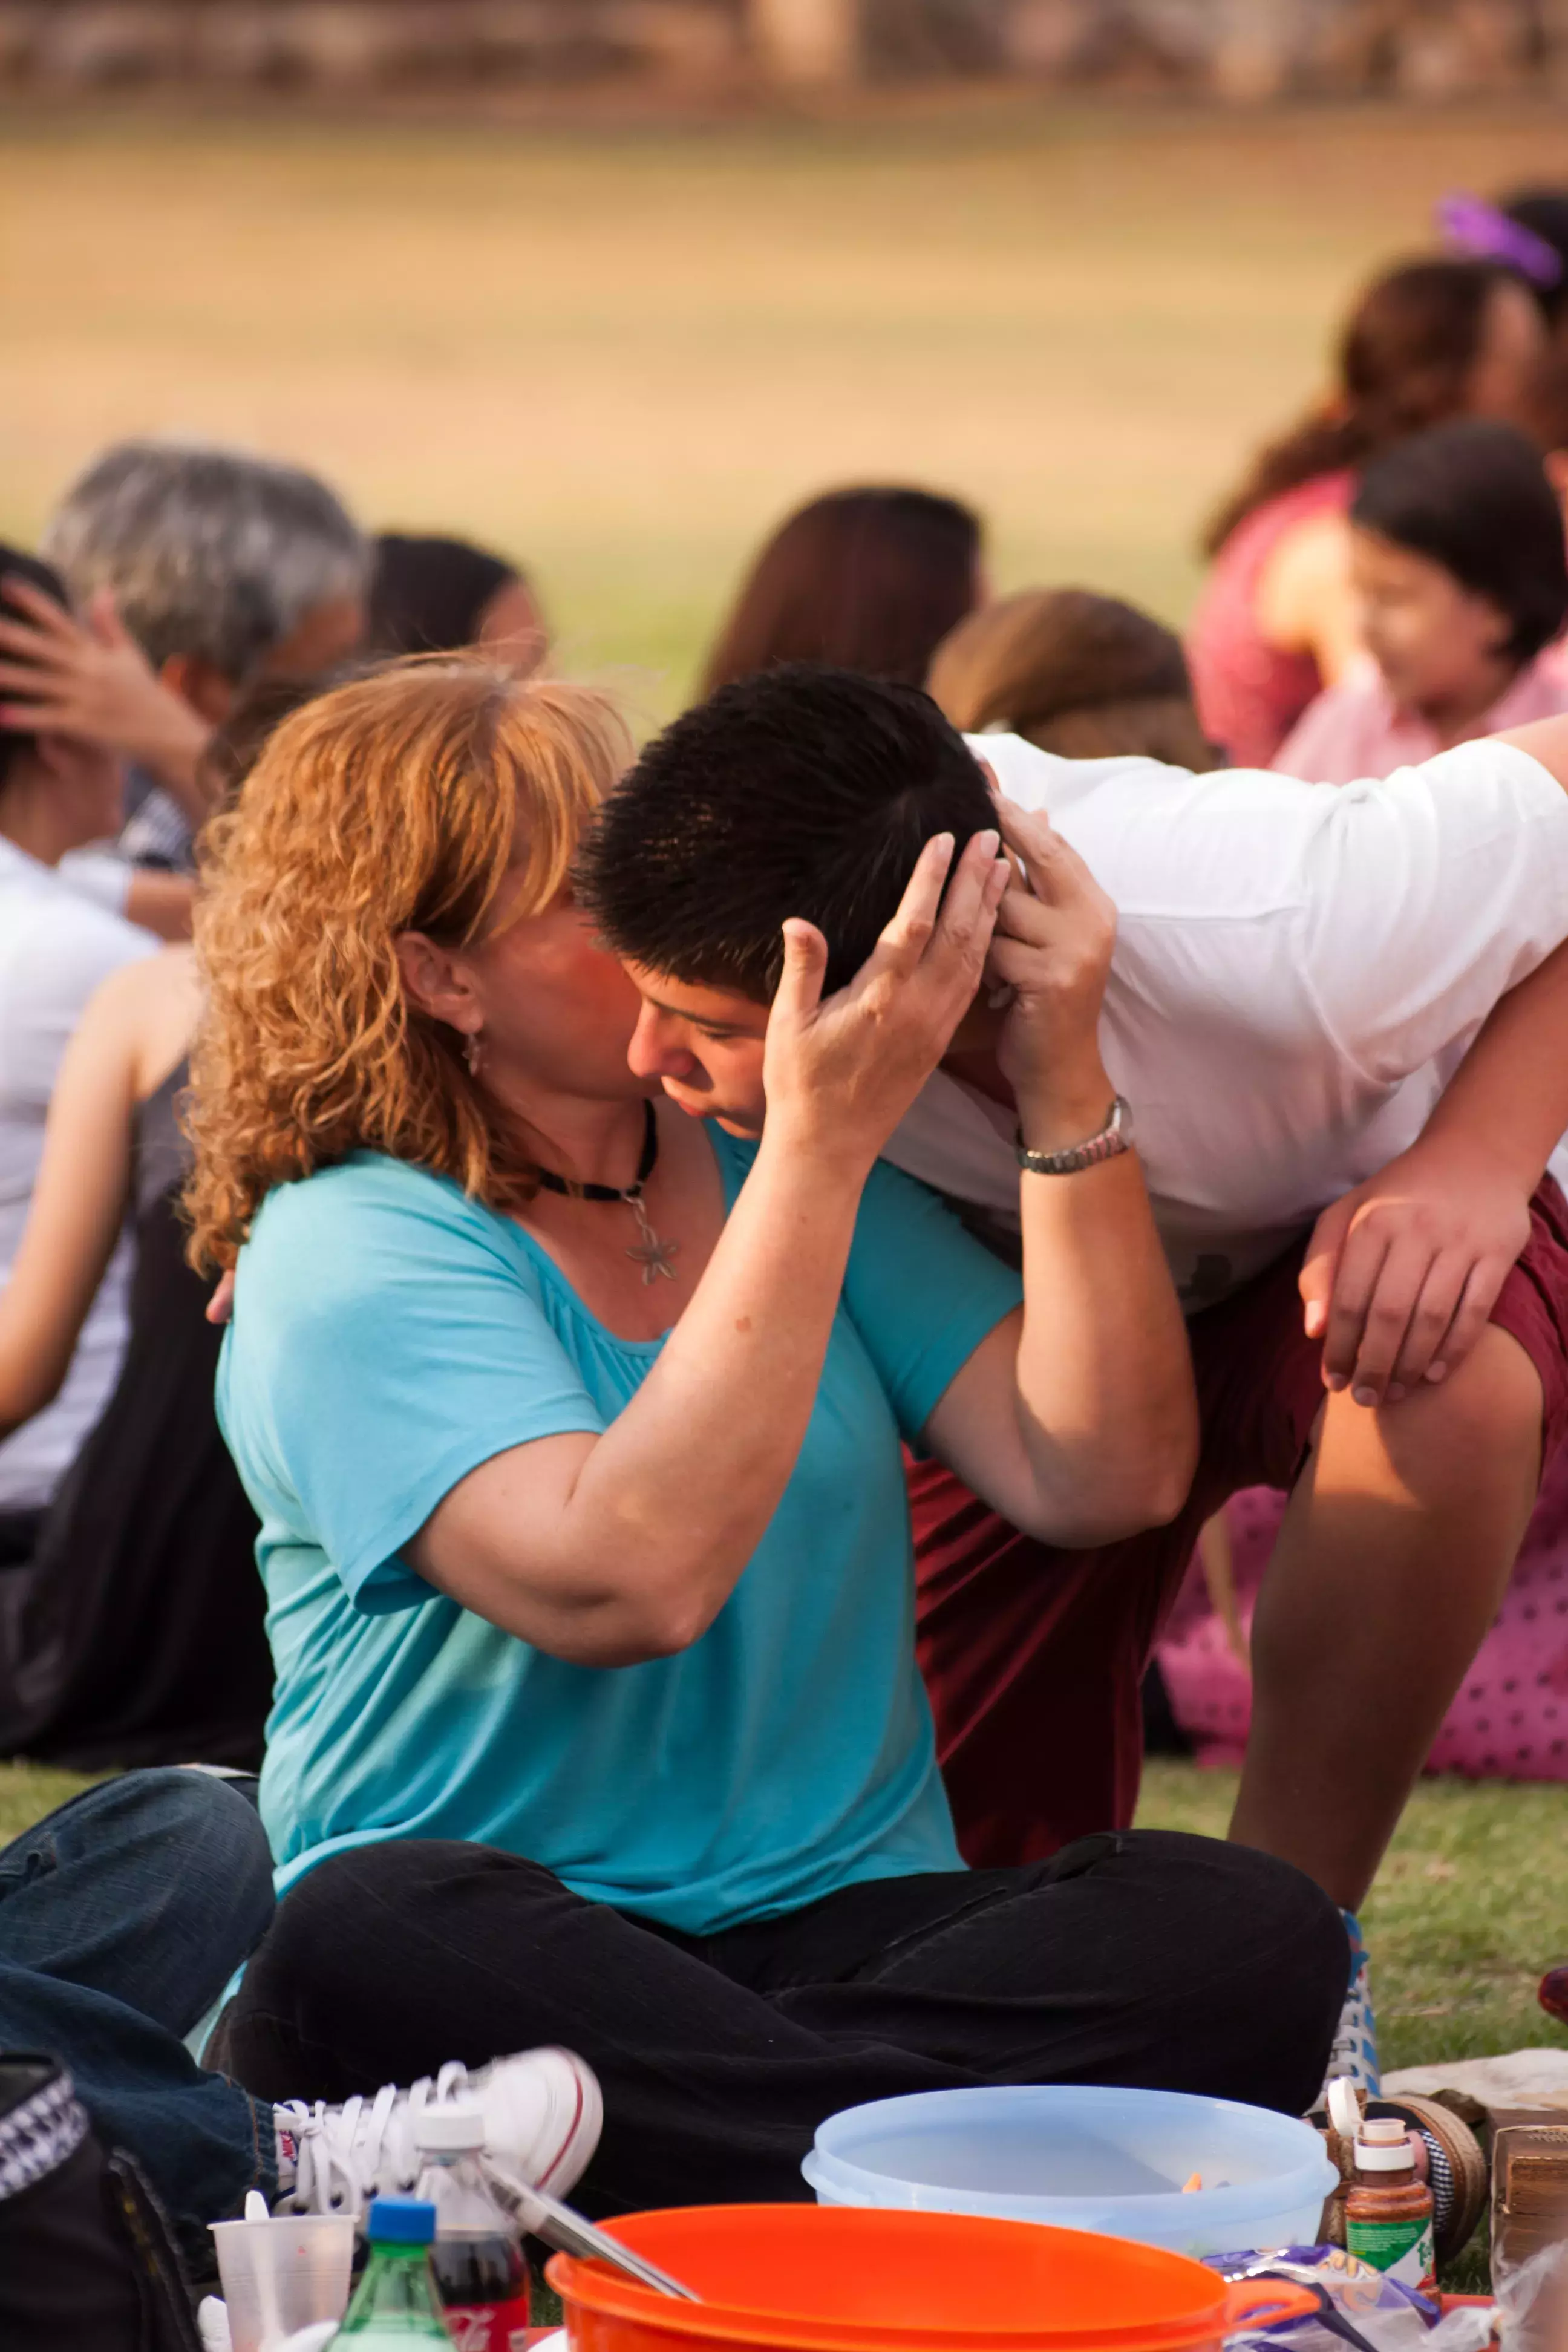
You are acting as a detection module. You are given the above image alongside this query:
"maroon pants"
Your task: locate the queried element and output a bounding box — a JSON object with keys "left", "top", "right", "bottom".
{"left": 913, "top": 1183, "right": 1568, "bottom": 1869}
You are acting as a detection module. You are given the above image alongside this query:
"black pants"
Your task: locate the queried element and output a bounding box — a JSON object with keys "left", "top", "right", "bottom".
{"left": 221, "top": 1828, "right": 1347, "bottom": 2216}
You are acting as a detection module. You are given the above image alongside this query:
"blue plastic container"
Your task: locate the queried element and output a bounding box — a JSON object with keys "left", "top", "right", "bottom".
{"left": 802, "top": 2086, "right": 1338, "bottom": 2260}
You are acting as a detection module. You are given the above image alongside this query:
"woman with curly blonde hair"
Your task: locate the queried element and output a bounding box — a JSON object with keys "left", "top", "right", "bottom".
{"left": 194, "top": 656, "right": 1335, "bottom": 2216}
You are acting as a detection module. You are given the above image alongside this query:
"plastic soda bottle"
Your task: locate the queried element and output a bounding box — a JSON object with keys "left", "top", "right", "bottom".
{"left": 332, "top": 2196, "right": 452, "bottom": 2342}
{"left": 413, "top": 2104, "right": 530, "bottom": 2352}
{"left": 1345, "top": 2117, "right": 1437, "bottom": 2296}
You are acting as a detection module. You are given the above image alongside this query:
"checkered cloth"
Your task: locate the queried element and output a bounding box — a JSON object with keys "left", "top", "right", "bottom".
{"left": 119, "top": 780, "right": 195, "bottom": 872}
{"left": 0, "top": 2065, "right": 88, "bottom": 2203}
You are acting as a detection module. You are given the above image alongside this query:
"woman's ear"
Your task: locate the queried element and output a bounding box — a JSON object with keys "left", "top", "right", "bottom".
{"left": 394, "top": 931, "right": 481, "bottom": 1040}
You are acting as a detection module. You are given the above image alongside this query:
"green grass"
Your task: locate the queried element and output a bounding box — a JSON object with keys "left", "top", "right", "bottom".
{"left": 0, "top": 1761, "right": 102, "bottom": 1844}
{"left": 1137, "top": 1760, "right": 1568, "bottom": 2079}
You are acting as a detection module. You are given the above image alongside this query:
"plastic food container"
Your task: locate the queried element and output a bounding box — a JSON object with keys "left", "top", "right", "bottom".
{"left": 802, "top": 2086, "right": 1338, "bottom": 2260}
{"left": 548, "top": 2201, "right": 1315, "bottom": 2352}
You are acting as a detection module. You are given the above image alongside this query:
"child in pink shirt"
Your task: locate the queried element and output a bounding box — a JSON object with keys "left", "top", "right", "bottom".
{"left": 1169, "top": 419, "right": 1568, "bottom": 1798}
{"left": 1275, "top": 418, "right": 1568, "bottom": 783}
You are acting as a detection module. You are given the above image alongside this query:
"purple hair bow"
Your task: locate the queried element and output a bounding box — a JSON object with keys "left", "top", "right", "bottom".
{"left": 1439, "top": 191, "right": 1563, "bottom": 289}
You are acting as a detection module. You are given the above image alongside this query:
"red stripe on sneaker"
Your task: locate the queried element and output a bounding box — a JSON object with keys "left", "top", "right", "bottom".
{"left": 535, "top": 2069, "right": 587, "bottom": 2193}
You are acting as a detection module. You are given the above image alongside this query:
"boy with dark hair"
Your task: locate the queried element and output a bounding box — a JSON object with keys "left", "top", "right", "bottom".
{"left": 583, "top": 661, "right": 1568, "bottom": 2096}
{"left": 582, "top": 665, "right": 995, "bottom": 999}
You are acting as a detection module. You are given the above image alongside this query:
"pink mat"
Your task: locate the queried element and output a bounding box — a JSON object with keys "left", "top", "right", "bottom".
{"left": 1157, "top": 1444, "right": 1568, "bottom": 1780}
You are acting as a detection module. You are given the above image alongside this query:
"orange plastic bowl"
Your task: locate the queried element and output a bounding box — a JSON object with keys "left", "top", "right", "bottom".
{"left": 547, "top": 2204, "right": 1314, "bottom": 2352}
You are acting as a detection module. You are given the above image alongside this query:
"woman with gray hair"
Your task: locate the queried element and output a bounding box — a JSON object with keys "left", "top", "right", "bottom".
{"left": 0, "top": 437, "right": 367, "bottom": 889}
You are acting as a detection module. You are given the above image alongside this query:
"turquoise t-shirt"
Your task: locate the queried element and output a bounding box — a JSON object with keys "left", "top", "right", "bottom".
{"left": 217, "top": 1125, "right": 1022, "bottom": 1932}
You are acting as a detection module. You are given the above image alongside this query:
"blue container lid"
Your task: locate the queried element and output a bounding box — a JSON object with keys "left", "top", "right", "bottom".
{"left": 367, "top": 2195, "right": 436, "bottom": 2245}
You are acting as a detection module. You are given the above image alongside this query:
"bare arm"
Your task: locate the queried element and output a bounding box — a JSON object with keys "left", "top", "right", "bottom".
{"left": 1255, "top": 511, "right": 1359, "bottom": 684}
{"left": 0, "top": 950, "right": 198, "bottom": 1435}
{"left": 922, "top": 802, "right": 1197, "bottom": 1544}
{"left": 1301, "top": 722, "right": 1568, "bottom": 1406}
{"left": 125, "top": 872, "right": 197, "bottom": 942}
{"left": 408, "top": 832, "right": 1010, "bottom": 1667}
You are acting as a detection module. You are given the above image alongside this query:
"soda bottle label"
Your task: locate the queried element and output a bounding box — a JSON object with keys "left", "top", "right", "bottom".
{"left": 439, "top": 2295, "right": 532, "bottom": 2351}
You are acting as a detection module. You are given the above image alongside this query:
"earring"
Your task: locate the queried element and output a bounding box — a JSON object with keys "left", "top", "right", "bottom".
{"left": 463, "top": 1030, "right": 483, "bottom": 1077}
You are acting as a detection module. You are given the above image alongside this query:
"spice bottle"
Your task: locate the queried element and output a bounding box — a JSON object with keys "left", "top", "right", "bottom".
{"left": 1344, "top": 2116, "right": 1436, "bottom": 2296}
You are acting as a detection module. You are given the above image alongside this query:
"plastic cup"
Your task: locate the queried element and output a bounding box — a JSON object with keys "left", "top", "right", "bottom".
{"left": 209, "top": 2213, "right": 356, "bottom": 2352}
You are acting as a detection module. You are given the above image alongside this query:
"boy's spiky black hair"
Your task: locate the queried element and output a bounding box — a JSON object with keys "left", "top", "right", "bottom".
{"left": 578, "top": 663, "right": 994, "bottom": 1002}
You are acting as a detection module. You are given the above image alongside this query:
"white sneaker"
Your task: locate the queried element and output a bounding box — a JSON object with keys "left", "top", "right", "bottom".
{"left": 276, "top": 2046, "right": 601, "bottom": 2216}
{"left": 1316, "top": 1910, "right": 1381, "bottom": 2100}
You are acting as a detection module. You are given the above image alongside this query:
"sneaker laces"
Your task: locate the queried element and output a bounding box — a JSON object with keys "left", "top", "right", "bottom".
{"left": 281, "top": 2059, "right": 477, "bottom": 2214}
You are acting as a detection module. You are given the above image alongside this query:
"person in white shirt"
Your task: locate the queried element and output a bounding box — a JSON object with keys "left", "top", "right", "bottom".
{"left": 0, "top": 549, "right": 156, "bottom": 1557}
{"left": 581, "top": 661, "right": 1568, "bottom": 2095}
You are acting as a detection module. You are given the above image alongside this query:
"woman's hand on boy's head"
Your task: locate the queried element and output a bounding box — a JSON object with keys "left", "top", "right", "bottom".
{"left": 987, "top": 799, "right": 1118, "bottom": 1141}
{"left": 761, "top": 826, "right": 1008, "bottom": 1173}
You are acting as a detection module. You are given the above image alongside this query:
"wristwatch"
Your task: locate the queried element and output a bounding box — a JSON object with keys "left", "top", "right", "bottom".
{"left": 1016, "top": 1096, "right": 1134, "bottom": 1177}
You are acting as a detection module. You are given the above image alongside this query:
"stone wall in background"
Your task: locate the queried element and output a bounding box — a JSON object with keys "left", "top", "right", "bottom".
{"left": 2, "top": 0, "right": 1564, "bottom": 96}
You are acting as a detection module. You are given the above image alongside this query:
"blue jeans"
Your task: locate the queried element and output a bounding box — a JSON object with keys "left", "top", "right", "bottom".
{"left": 0, "top": 1768, "right": 278, "bottom": 2234}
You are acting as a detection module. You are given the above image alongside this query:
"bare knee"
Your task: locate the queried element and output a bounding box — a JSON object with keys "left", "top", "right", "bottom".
{"left": 1315, "top": 1323, "right": 1542, "bottom": 1509}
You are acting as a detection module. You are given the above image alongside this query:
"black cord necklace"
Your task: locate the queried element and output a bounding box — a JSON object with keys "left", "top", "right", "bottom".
{"left": 532, "top": 1100, "right": 679, "bottom": 1285}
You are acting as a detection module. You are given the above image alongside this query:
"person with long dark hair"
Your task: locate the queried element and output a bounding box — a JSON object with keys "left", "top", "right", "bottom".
{"left": 1187, "top": 258, "right": 1546, "bottom": 767}
{"left": 700, "top": 486, "right": 982, "bottom": 698}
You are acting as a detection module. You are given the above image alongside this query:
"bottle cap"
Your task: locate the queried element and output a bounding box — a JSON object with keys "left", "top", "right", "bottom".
{"left": 1326, "top": 2079, "right": 1362, "bottom": 2140}
{"left": 413, "top": 2102, "right": 486, "bottom": 2153}
{"left": 367, "top": 2195, "right": 437, "bottom": 2244}
{"left": 1354, "top": 2120, "right": 1416, "bottom": 2171}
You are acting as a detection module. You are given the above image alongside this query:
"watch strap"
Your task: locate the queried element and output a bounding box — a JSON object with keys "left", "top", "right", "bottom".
{"left": 1016, "top": 1096, "right": 1132, "bottom": 1177}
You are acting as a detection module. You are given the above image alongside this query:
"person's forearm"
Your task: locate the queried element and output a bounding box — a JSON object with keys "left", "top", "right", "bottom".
{"left": 1419, "top": 935, "right": 1568, "bottom": 1192}
{"left": 430, "top": 1127, "right": 872, "bottom": 1662}
{"left": 1011, "top": 1061, "right": 1197, "bottom": 1538}
{"left": 142, "top": 708, "right": 216, "bottom": 826}
{"left": 0, "top": 1280, "right": 83, "bottom": 1437}
{"left": 569, "top": 1129, "right": 866, "bottom": 1641}
{"left": 125, "top": 872, "right": 197, "bottom": 942}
